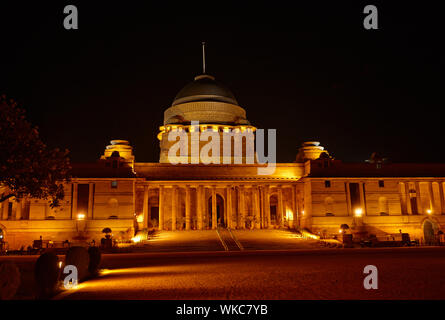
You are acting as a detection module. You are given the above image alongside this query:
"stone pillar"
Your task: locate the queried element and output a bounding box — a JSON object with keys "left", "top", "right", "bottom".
{"left": 1, "top": 200, "right": 8, "bottom": 220}
{"left": 171, "top": 186, "right": 177, "bottom": 231}
{"left": 406, "top": 182, "right": 412, "bottom": 214}
{"left": 72, "top": 182, "right": 78, "bottom": 219}
{"left": 415, "top": 182, "right": 423, "bottom": 214}
{"left": 185, "top": 185, "right": 191, "bottom": 230}
{"left": 212, "top": 186, "right": 217, "bottom": 229}
{"left": 345, "top": 182, "right": 351, "bottom": 216}
{"left": 227, "top": 186, "right": 232, "bottom": 228}
{"left": 239, "top": 186, "right": 245, "bottom": 229}
{"left": 359, "top": 182, "right": 366, "bottom": 215}
{"left": 264, "top": 185, "right": 271, "bottom": 228}
{"left": 143, "top": 186, "right": 149, "bottom": 228}
{"left": 428, "top": 182, "right": 434, "bottom": 213}
{"left": 291, "top": 185, "right": 297, "bottom": 228}
{"left": 87, "top": 182, "right": 94, "bottom": 219}
{"left": 277, "top": 187, "right": 284, "bottom": 228}
{"left": 253, "top": 186, "right": 261, "bottom": 229}
{"left": 197, "top": 185, "right": 203, "bottom": 230}
{"left": 159, "top": 186, "right": 164, "bottom": 230}
{"left": 440, "top": 183, "right": 445, "bottom": 215}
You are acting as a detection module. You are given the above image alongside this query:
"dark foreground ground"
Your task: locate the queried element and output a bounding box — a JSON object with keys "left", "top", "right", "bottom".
{"left": 53, "top": 247, "right": 445, "bottom": 300}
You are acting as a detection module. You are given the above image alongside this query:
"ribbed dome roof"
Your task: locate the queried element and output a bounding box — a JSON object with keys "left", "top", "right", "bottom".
{"left": 172, "top": 74, "right": 238, "bottom": 106}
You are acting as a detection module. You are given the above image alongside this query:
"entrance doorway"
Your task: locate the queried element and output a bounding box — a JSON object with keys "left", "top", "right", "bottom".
{"left": 423, "top": 219, "right": 438, "bottom": 245}
{"left": 208, "top": 194, "right": 225, "bottom": 227}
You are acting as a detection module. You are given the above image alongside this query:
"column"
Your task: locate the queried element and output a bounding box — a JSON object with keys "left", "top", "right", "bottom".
{"left": 197, "top": 185, "right": 203, "bottom": 230}
{"left": 291, "top": 185, "right": 297, "bottom": 228}
{"left": 227, "top": 186, "right": 232, "bottom": 228}
{"left": 171, "top": 186, "right": 177, "bottom": 231}
{"left": 159, "top": 186, "right": 164, "bottom": 230}
{"left": 264, "top": 185, "right": 271, "bottom": 228}
{"left": 440, "top": 182, "right": 445, "bottom": 215}
{"left": 143, "top": 186, "right": 149, "bottom": 228}
{"left": 1, "top": 200, "right": 8, "bottom": 220}
{"left": 428, "top": 182, "right": 434, "bottom": 213}
{"left": 239, "top": 185, "right": 245, "bottom": 229}
{"left": 406, "top": 182, "right": 412, "bottom": 214}
{"left": 253, "top": 186, "right": 260, "bottom": 229}
{"left": 415, "top": 182, "right": 423, "bottom": 213}
{"left": 185, "top": 185, "right": 191, "bottom": 230}
{"left": 399, "top": 182, "right": 407, "bottom": 215}
{"left": 212, "top": 186, "right": 217, "bottom": 229}
{"left": 87, "top": 182, "right": 94, "bottom": 219}
{"left": 277, "top": 186, "right": 284, "bottom": 228}
{"left": 345, "top": 182, "right": 351, "bottom": 216}
{"left": 359, "top": 182, "right": 366, "bottom": 215}
{"left": 72, "top": 182, "right": 78, "bottom": 219}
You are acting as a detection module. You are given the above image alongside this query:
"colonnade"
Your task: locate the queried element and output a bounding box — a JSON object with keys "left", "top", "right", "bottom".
{"left": 141, "top": 183, "right": 300, "bottom": 230}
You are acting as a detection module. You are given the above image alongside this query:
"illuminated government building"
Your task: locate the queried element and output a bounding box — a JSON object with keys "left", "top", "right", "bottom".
{"left": 1, "top": 71, "right": 445, "bottom": 250}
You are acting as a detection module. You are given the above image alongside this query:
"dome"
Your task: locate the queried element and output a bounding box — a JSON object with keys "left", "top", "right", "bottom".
{"left": 172, "top": 74, "right": 239, "bottom": 106}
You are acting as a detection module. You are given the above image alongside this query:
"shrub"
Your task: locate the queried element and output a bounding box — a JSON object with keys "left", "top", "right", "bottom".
{"left": 65, "top": 246, "right": 90, "bottom": 282}
{"left": 88, "top": 246, "right": 101, "bottom": 276}
{"left": 0, "top": 261, "right": 21, "bottom": 300}
{"left": 34, "top": 251, "right": 60, "bottom": 299}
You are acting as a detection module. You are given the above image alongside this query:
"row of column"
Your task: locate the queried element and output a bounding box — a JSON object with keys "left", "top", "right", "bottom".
{"left": 141, "top": 184, "right": 298, "bottom": 230}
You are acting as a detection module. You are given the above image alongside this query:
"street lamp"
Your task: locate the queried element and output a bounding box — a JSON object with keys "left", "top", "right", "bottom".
{"left": 354, "top": 208, "right": 363, "bottom": 217}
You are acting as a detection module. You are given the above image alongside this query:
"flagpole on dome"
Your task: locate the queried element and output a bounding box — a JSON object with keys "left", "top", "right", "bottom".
{"left": 202, "top": 41, "right": 206, "bottom": 74}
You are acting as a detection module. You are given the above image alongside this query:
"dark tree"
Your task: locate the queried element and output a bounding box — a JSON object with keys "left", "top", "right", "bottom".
{"left": 0, "top": 95, "right": 70, "bottom": 207}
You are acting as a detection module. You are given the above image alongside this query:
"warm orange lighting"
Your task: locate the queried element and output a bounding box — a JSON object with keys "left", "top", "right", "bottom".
{"left": 136, "top": 215, "right": 143, "bottom": 223}
{"left": 58, "top": 261, "right": 63, "bottom": 268}
{"left": 427, "top": 209, "right": 432, "bottom": 215}
{"left": 131, "top": 235, "right": 142, "bottom": 243}
{"left": 77, "top": 213, "right": 85, "bottom": 220}
{"left": 285, "top": 209, "right": 294, "bottom": 221}
{"left": 354, "top": 208, "right": 363, "bottom": 217}
{"left": 339, "top": 229, "right": 343, "bottom": 233}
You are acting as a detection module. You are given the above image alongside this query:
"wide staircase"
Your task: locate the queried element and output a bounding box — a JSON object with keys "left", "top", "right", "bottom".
{"left": 216, "top": 228, "right": 243, "bottom": 251}
{"left": 132, "top": 228, "right": 320, "bottom": 253}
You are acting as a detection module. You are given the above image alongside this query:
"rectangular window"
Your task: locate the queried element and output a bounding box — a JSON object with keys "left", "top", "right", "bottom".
{"left": 349, "top": 183, "right": 361, "bottom": 212}
{"left": 111, "top": 180, "right": 118, "bottom": 189}
{"left": 77, "top": 184, "right": 90, "bottom": 216}
{"left": 378, "top": 180, "right": 384, "bottom": 188}
{"left": 7, "top": 202, "right": 13, "bottom": 219}
{"left": 325, "top": 180, "right": 331, "bottom": 188}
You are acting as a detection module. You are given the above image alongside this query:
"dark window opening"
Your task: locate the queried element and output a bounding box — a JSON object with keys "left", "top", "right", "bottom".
{"left": 349, "top": 183, "right": 361, "bottom": 213}
{"left": 7, "top": 202, "right": 13, "bottom": 219}
{"left": 378, "top": 180, "right": 384, "bottom": 188}
{"left": 77, "top": 184, "right": 90, "bottom": 216}
{"left": 325, "top": 180, "right": 331, "bottom": 188}
{"left": 111, "top": 181, "right": 118, "bottom": 189}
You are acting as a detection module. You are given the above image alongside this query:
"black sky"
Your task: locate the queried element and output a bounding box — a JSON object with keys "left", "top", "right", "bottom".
{"left": 0, "top": 1, "right": 443, "bottom": 164}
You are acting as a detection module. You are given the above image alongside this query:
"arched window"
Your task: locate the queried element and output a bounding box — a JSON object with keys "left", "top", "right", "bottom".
{"left": 379, "top": 197, "right": 389, "bottom": 215}
{"left": 324, "top": 197, "right": 334, "bottom": 216}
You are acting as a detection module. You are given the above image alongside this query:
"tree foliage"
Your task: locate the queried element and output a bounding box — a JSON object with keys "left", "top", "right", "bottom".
{"left": 0, "top": 95, "right": 71, "bottom": 207}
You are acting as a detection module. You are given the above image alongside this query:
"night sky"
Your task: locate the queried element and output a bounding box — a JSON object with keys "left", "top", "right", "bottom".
{"left": 0, "top": 2, "right": 443, "bottom": 164}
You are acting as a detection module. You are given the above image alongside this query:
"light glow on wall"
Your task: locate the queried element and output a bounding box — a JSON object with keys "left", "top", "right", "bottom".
{"left": 77, "top": 213, "right": 85, "bottom": 220}
{"left": 354, "top": 208, "right": 363, "bottom": 217}
{"left": 285, "top": 208, "right": 294, "bottom": 221}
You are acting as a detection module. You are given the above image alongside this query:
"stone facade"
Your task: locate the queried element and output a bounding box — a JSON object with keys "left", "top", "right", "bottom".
{"left": 1, "top": 73, "right": 445, "bottom": 250}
